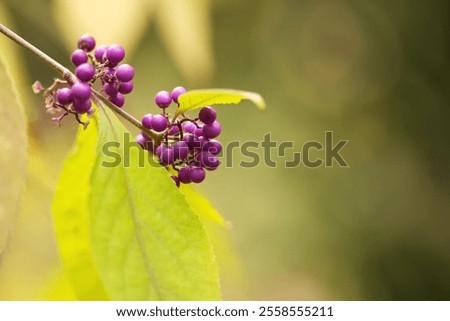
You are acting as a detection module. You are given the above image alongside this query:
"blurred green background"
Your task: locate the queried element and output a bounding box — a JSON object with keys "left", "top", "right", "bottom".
{"left": 0, "top": 0, "right": 449, "bottom": 300}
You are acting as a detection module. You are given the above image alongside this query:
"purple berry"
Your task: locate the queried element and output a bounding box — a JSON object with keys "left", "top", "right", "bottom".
{"left": 106, "top": 44, "right": 125, "bottom": 64}
{"left": 171, "top": 175, "right": 180, "bottom": 187}
{"left": 196, "top": 151, "right": 219, "bottom": 169}
{"left": 178, "top": 166, "right": 191, "bottom": 184}
{"left": 181, "top": 121, "right": 196, "bottom": 133}
{"left": 94, "top": 45, "right": 108, "bottom": 62}
{"left": 197, "top": 137, "right": 209, "bottom": 151}
{"left": 117, "top": 81, "right": 133, "bottom": 94}
{"left": 71, "top": 49, "right": 88, "bottom": 66}
{"left": 154, "top": 91, "right": 172, "bottom": 108}
{"left": 171, "top": 86, "right": 186, "bottom": 103}
{"left": 141, "top": 113, "right": 153, "bottom": 129}
{"left": 115, "top": 64, "right": 134, "bottom": 82}
{"left": 71, "top": 82, "right": 91, "bottom": 100}
{"left": 135, "top": 133, "right": 147, "bottom": 146}
{"left": 203, "top": 139, "right": 222, "bottom": 155}
{"left": 156, "top": 144, "right": 166, "bottom": 158}
{"left": 173, "top": 141, "right": 189, "bottom": 160}
{"left": 72, "top": 98, "right": 91, "bottom": 113}
{"left": 206, "top": 159, "right": 220, "bottom": 171}
{"left": 182, "top": 133, "right": 201, "bottom": 149}
{"left": 75, "top": 63, "right": 95, "bottom": 82}
{"left": 150, "top": 115, "right": 168, "bottom": 132}
{"left": 109, "top": 93, "right": 125, "bottom": 107}
{"left": 159, "top": 147, "right": 175, "bottom": 165}
{"left": 56, "top": 87, "right": 73, "bottom": 105}
{"left": 146, "top": 141, "right": 155, "bottom": 153}
{"left": 202, "top": 120, "right": 222, "bottom": 139}
{"left": 103, "top": 83, "right": 118, "bottom": 96}
{"left": 136, "top": 132, "right": 153, "bottom": 151}
{"left": 168, "top": 125, "right": 180, "bottom": 135}
{"left": 194, "top": 126, "right": 203, "bottom": 137}
{"left": 189, "top": 166, "right": 206, "bottom": 183}
{"left": 199, "top": 106, "right": 217, "bottom": 125}
{"left": 77, "top": 34, "right": 96, "bottom": 52}
{"left": 157, "top": 143, "right": 169, "bottom": 154}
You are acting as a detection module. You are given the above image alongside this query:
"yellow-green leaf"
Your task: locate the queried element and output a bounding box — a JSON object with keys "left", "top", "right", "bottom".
{"left": 52, "top": 115, "right": 109, "bottom": 300}
{"left": 0, "top": 52, "right": 27, "bottom": 255}
{"left": 0, "top": 5, "right": 37, "bottom": 121}
{"left": 37, "top": 270, "right": 77, "bottom": 300}
{"left": 88, "top": 105, "right": 221, "bottom": 300}
{"left": 176, "top": 88, "right": 266, "bottom": 116}
{"left": 180, "top": 184, "right": 225, "bottom": 226}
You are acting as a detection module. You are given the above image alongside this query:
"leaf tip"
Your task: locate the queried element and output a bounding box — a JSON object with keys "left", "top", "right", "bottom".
{"left": 246, "top": 92, "right": 266, "bottom": 112}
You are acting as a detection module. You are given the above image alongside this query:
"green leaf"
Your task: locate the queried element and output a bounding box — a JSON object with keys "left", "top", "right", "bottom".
{"left": 0, "top": 52, "right": 27, "bottom": 255}
{"left": 176, "top": 88, "right": 266, "bottom": 116}
{"left": 52, "top": 116, "right": 109, "bottom": 300}
{"left": 89, "top": 105, "right": 221, "bottom": 300}
{"left": 0, "top": 5, "right": 37, "bottom": 121}
{"left": 180, "top": 184, "right": 225, "bottom": 226}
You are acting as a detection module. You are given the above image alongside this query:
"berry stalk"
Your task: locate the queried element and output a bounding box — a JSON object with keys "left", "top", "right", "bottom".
{"left": 0, "top": 23, "right": 160, "bottom": 141}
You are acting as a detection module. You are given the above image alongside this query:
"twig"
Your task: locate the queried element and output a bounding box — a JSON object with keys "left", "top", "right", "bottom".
{"left": 0, "top": 23, "right": 75, "bottom": 83}
{"left": 0, "top": 23, "right": 160, "bottom": 141}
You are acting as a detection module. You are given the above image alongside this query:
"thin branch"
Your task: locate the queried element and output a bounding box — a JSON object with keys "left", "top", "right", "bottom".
{"left": 0, "top": 23, "right": 76, "bottom": 83}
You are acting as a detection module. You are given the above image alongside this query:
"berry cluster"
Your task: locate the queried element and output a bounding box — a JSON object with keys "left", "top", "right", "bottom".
{"left": 32, "top": 35, "right": 224, "bottom": 186}
{"left": 136, "top": 87, "right": 223, "bottom": 186}
{"left": 33, "top": 34, "right": 135, "bottom": 127}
